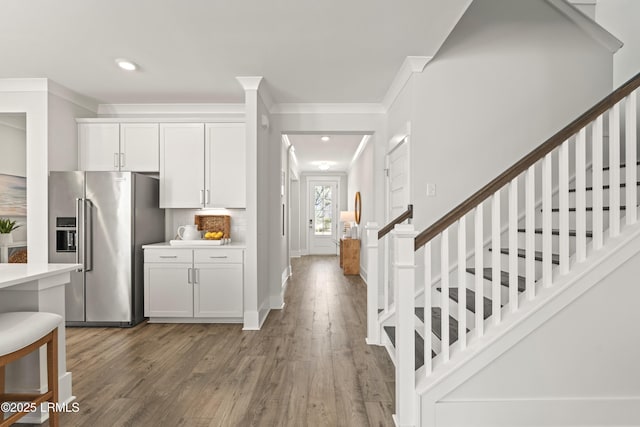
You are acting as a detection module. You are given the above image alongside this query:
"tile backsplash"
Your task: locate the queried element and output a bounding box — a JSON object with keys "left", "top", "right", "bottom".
{"left": 165, "top": 208, "right": 247, "bottom": 243}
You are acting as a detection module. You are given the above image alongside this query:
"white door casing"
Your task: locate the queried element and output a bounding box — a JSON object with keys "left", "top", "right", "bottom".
{"left": 308, "top": 177, "right": 340, "bottom": 255}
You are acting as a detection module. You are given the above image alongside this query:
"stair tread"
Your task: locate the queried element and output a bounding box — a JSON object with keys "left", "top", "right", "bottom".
{"left": 431, "top": 307, "right": 465, "bottom": 345}
{"left": 466, "top": 268, "right": 526, "bottom": 292}
{"left": 495, "top": 248, "right": 560, "bottom": 265}
{"left": 517, "top": 228, "right": 593, "bottom": 238}
{"left": 436, "top": 287, "right": 492, "bottom": 319}
{"left": 383, "top": 326, "right": 431, "bottom": 369}
{"left": 569, "top": 181, "right": 640, "bottom": 192}
{"left": 602, "top": 161, "right": 640, "bottom": 171}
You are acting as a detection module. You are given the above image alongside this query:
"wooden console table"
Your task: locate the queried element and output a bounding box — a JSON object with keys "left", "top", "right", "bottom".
{"left": 339, "top": 238, "right": 360, "bottom": 275}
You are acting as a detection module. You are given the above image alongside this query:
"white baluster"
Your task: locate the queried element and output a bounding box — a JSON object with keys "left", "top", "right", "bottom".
{"left": 626, "top": 91, "right": 638, "bottom": 225}
{"left": 392, "top": 224, "right": 417, "bottom": 426}
{"left": 474, "top": 204, "right": 484, "bottom": 338}
{"left": 509, "top": 178, "right": 518, "bottom": 313}
{"left": 576, "top": 128, "right": 587, "bottom": 262}
{"left": 559, "top": 141, "right": 570, "bottom": 274}
{"left": 592, "top": 115, "right": 604, "bottom": 250}
{"left": 525, "top": 165, "right": 535, "bottom": 301}
{"left": 542, "top": 152, "right": 553, "bottom": 287}
{"left": 458, "top": 217, "right": 467, "bottom": 349}
{"left": 491, "top": 192, "right": 501, "bottom": 325}
{"left": 365, "top": 222, "right": 381, "bottom": 345}
{"left": 441, "top": 228, "right": 450, "bottom": 362}
{"left": 424, "top": 242, "right": 432, "bottom": 376}
{"left": 610, "top": 104, "right": 621, "bottom": 237}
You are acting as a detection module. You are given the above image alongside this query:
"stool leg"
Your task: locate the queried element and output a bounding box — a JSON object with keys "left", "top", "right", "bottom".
{"left": 47, "top": 329, "right": 59, "bottom": 427}
{"left": 0, "top": 364, "right": 5, "bottom": 420}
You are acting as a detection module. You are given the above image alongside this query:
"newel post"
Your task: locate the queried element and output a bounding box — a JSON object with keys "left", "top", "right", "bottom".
{"left": 365, "top": 222, "right": 380, "bottom": 345}
{"left": 392, "top": 224, "right": 418, "bottom": 427}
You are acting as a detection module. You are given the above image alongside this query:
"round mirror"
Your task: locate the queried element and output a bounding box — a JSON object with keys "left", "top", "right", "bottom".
{"left": 354, "top": 192, "right": 361, "bottom": 224}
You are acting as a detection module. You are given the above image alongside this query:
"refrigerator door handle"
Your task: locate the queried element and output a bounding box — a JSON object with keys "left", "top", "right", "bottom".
{"left": 75, "top": 198, "right": 84, "bottom": 272}
{"left": 84, "top": 199, "right": 94, "bottom": 272}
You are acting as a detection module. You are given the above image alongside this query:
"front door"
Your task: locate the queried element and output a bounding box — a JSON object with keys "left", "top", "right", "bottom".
{"left": 309, "top": 180, "right": 339, "bottom": 255}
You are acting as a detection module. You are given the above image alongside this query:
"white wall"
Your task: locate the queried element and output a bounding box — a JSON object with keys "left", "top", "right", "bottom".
{"left": 431, "top": 247, "right": 640, "bottom": 426}
{"left": 391, "top": 0, "right": 614, "bottom": 234}
{"left": 347, "top": 138, "right": 374, "bottom": 280}
{"left": 289, "top": 178, "right": 301, "bottom": 257}
{"left": 596, "top": 0, "right": 640, "bottom": 85}
{"left": 48, "top": 92, "right": 95, "bottom": 171}
{"left": 0, "top": 119, "right": 27, "bottom": 242}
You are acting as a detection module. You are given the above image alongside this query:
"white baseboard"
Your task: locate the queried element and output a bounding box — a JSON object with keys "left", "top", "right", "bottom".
{"left": 149, "top": 317, "right": 243, "bottom": 324}
{"left": 433, "top": 398, "right": 640, "bottom": 426}
{"left": 291, "top": 250, "right": 302, "bottom": 258}
{"left": 359, "top": 264, "right": 368, "bottom": 285}
{"left": 281, "top": 266, "right": 290, "bottom": 288}
{"left": 244, "top": 299, "right": 271, "bottom": 330}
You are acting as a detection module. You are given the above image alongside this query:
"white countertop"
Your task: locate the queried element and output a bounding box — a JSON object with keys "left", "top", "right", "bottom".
{"left": 0, "top": 263, "right": 80, "bottom": 289}
{"left": 143, "top": 242, "right": 246, "bottom": 249}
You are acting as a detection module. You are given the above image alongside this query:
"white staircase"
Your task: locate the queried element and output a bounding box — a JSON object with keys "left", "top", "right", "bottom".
{"left": 366, "top": 73, "right": 640, "bottom": 426}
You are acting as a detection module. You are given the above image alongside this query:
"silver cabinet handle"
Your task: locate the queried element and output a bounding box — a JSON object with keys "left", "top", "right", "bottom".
{"left": 200, "top": 189, "right": 204, "bottom": 205}
{"left": 114, "top": 153, "right": 119, "bottom": 168}
{"left": 120, "top": 153, "right": 125, "bottom": 168}
{"left": 195, "top": 268, "right": 200, "bottom": 284}
{"left": 159, "top": 255, "right": 178, "bottom": 259}
{"left": 209, "top": 256, "right": 228, "bottom": 259}
{"left": 205, "top": 189, "right": 210, "bottom": 205}
{"left": 187, "top": 268, "right": 192, "bottom": 284}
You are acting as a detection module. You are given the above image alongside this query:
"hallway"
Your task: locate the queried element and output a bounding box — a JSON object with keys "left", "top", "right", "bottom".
{"left": 58, "top": 255, "right": 395, "bottom": 426}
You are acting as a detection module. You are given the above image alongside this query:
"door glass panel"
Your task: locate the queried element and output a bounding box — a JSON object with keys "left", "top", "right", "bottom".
{"left": 314, "top": 185, "right": 333, "bottom": 235}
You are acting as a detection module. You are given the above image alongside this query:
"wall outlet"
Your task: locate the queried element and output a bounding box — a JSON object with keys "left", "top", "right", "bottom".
{"left": 426, "top": 183, "right": 436, "bottom": 197}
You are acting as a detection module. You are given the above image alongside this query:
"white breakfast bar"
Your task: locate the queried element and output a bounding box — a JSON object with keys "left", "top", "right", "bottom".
{"left": 0, "top": 263, "right": 78, "bottom": 424}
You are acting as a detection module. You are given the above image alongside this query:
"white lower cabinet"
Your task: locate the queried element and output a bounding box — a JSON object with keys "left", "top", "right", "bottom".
{"left": 144, "top": 247, "right": 243, "bottom": 321}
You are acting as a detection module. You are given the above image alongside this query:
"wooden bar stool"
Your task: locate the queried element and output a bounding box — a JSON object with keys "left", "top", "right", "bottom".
{"left": 0, "top": 312, "right": 62, "bottom": 427}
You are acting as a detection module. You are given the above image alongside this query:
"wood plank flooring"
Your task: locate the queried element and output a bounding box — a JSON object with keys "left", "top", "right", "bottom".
{"left": 55, "top": 255, "right": 395, "bottom": 426}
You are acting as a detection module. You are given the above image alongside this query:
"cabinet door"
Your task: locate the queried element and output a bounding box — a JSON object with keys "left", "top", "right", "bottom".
{"left": 144, "top": 263, "right": 193, "bottom": 317}
{"left": 193, "top": 264, "right": 243, "bottom": 318}
{"left": 120, "top": 123, "right": 159, "bottom": 172}
{"left": 205, "top": 123, "right": 246, "bottom": 208}
{"left": 159, "top": 123, "right": 205, "bottom": 208}
{"left": 78, "top": 123, "right": 120, "bottom": 171}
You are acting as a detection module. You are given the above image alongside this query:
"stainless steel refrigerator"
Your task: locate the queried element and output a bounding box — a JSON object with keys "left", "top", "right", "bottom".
{"left": 48, "top": 172, "right": 165, "bottom": 327}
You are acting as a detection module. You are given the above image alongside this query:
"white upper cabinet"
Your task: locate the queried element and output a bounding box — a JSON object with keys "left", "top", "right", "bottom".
{"left": 78, "top": 123, "right": 120, "bottom": 171}
{"left": 159, "top": 123, "right": 205, "bottom": 208}
{"left": 205, "top": 123, "right": 246, "bottom": 208}
{"left": 78, "top": 122, "right": 160, "bottom": 172}
{"left": 119, "top": 123, "right": 159, "bottom": 172}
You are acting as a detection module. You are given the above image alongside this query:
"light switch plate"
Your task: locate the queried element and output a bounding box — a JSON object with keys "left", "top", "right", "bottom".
{"left": 426, "top": 183, "right": 436, "bottom": 197}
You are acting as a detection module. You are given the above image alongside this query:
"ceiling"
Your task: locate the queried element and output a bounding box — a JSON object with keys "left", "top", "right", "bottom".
{"left": 288, "top": 134, "right": 365, "bottom": 172}
{"left": 0, "top": 0, "right": 470, "bottom": 105}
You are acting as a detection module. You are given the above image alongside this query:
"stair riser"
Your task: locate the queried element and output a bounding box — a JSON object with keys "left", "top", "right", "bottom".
{"left": 564, "top": 186, "right": 637, "bottom": 208}
{"left": 585, "top": 165, "right": 640, "bottom": 187}
{"left": 517, "top": 232, "right": 577, "bottom": 253}
{"left": 431, "top": 287, "right": 476, "bottom": 329}
{"left": 497, "top": 252, "right": 543, "bottom": 281}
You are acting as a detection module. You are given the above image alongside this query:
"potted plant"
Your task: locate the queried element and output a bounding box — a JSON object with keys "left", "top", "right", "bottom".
{"left": 0, "top": 218, "right": 21, "bottom": 245}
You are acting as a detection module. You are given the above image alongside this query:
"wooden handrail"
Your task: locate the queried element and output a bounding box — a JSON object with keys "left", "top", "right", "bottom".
{"left": 415, "top": 71, "right": 640, "bottom": 251}
{"left": 379, "top": 205, "right": 413, "bottom": 239}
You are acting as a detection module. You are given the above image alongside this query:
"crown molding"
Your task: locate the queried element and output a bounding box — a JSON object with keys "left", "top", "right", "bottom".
{"left": 96, "top": 103, "right": 245, "bottom": 120}
{"left": 271, "top": 103, "right": 385, "bottom": 115}
{"left": 382, "top": 56, "right": 432, "bottom": 112}
{"left": 546, "top": 0, "right": 622, "bottom": 53}
{"left": 0, "top": 78, "right": 48, "bottom": 93}
{"left": 47, "top": 80, "right": 99, "bottom": 113}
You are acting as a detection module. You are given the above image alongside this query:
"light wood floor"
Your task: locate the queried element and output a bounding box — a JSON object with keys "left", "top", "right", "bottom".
{"left": 55, "top": 256, "right": 395, "bottom": 426}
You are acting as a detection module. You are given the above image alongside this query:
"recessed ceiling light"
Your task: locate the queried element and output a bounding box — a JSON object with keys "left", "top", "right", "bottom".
{"left": 115, "top": 58, "right": 138, "bottom": 71}
{"left": 318, "top": 163, "right": 331, "bottom": 171}
{"left": 321, "top": 136, "right": 330, "bottom": 142}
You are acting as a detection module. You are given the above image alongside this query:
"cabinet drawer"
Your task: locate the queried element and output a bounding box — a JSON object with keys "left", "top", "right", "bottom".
{"left": 194, "top": 249, "right": 243, "bottom": 264}
{"left": 145, "top": 249, "right": 192, "bottom": 263}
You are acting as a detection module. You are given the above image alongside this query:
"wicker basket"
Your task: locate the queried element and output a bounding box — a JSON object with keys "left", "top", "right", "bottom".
{"left": 194, "top": 215, "right": 231, "bottom": 239}
{"left": 8, "top": 248, "right": 27, "bottom": 264}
